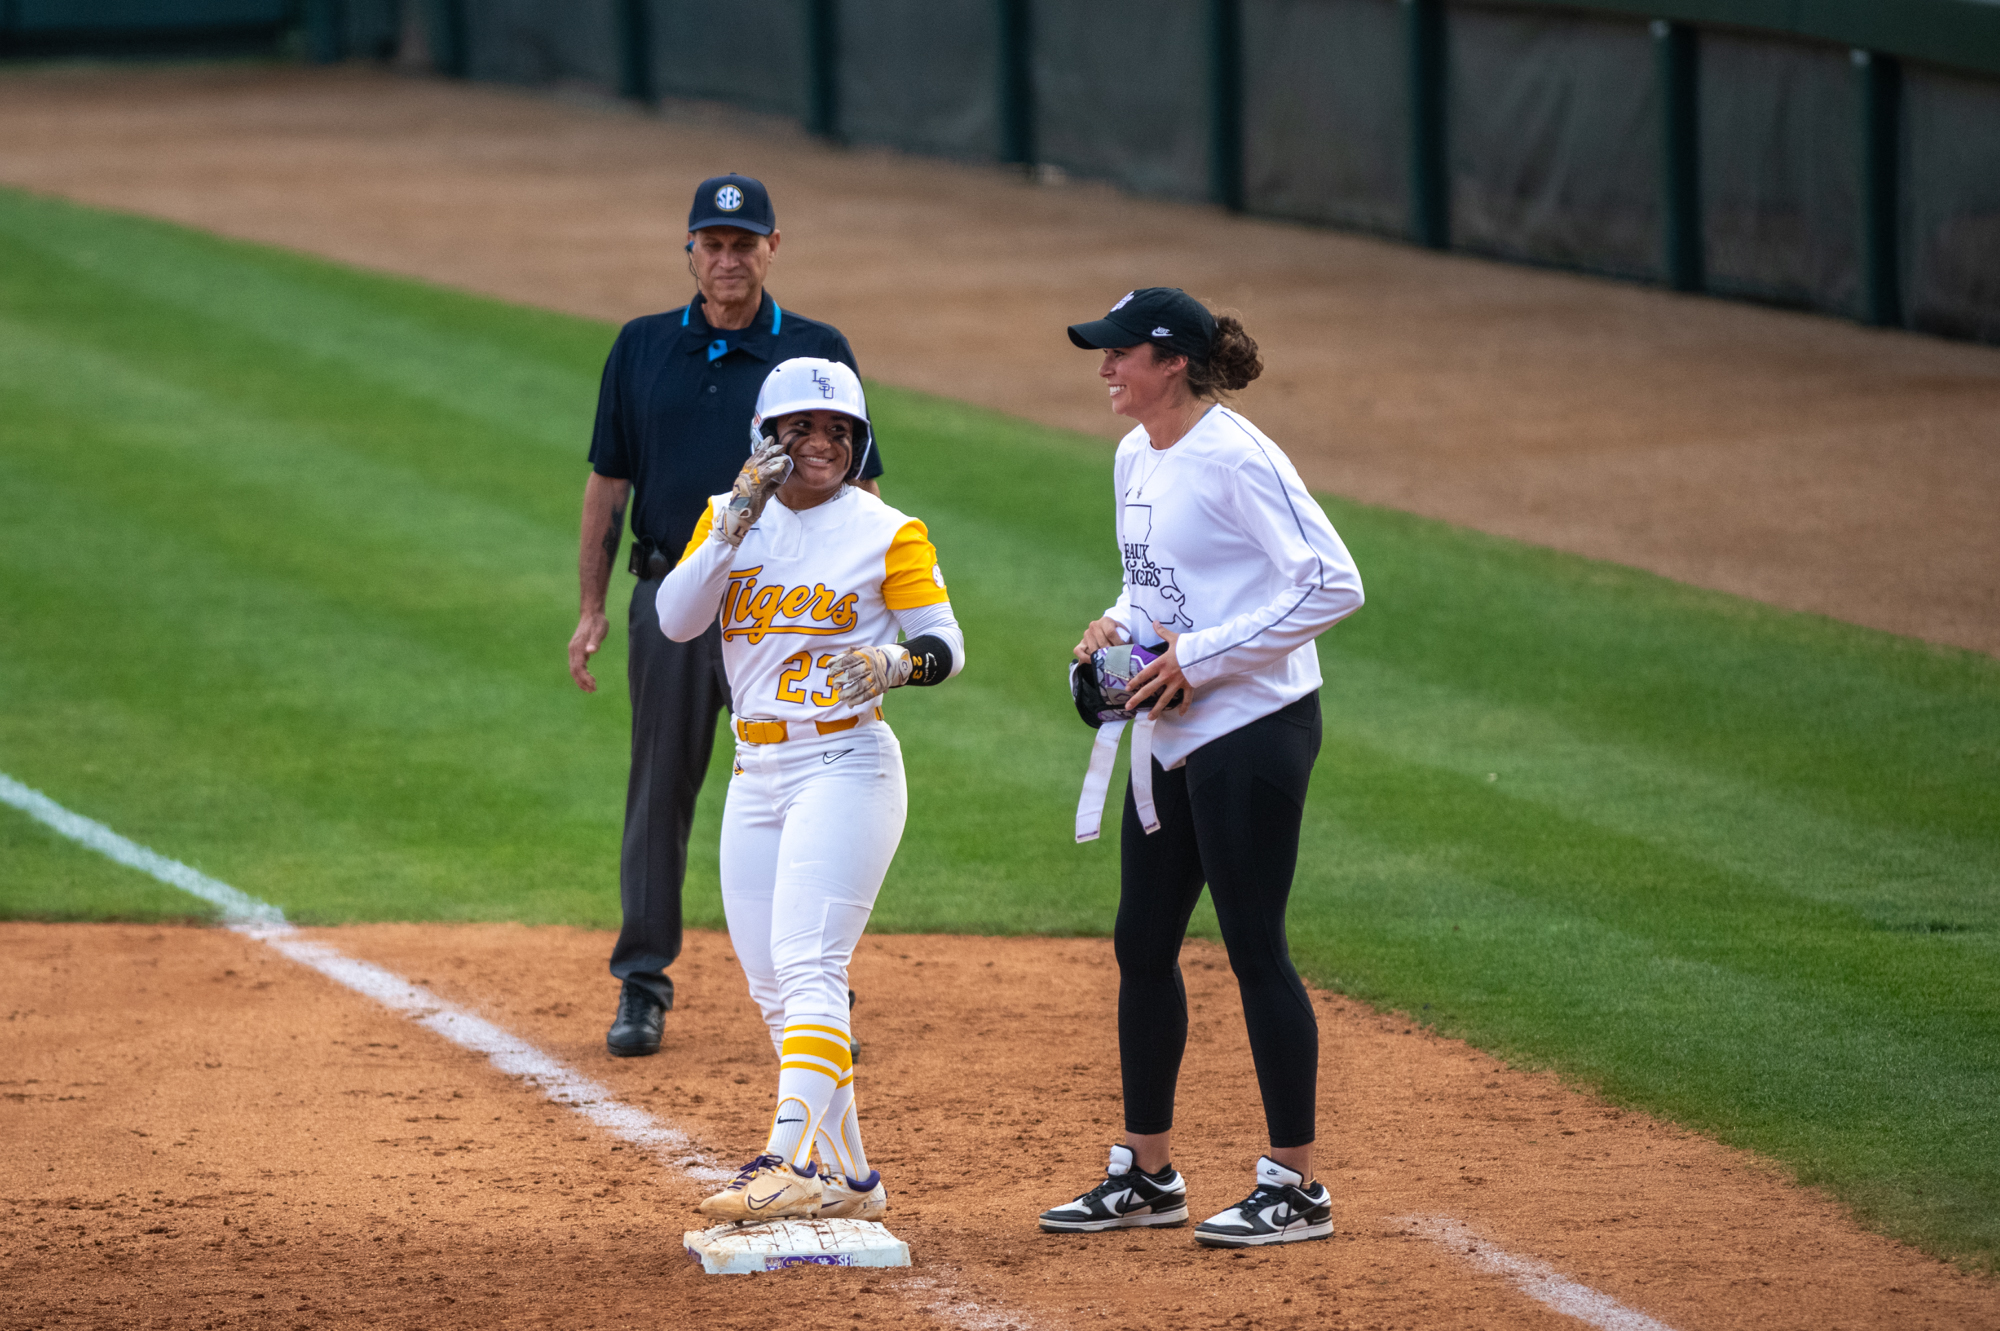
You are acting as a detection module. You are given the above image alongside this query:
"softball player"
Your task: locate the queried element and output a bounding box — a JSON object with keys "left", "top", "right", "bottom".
{"left": 656, "top": 357, "right": 964, "bottom": 1223}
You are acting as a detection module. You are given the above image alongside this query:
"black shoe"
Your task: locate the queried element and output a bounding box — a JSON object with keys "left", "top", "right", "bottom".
{"left": 1193, "top": 1157, "right": 1333, "bottom": 1247}
{"left": 1038, "top": 1144, "right": 1189, "bottom": 1232}
{"left": 605, "top": 982, "right": 665, "bottom": 1057}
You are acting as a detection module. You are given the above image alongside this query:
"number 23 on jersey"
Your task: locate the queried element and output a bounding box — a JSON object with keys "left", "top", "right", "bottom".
{"left": 775, "top": 651, "right": 843, "bottom": 707}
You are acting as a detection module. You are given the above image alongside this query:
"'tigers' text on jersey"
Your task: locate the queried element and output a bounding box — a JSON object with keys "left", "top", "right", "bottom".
{"left": 724, "top": 566, "right": 862, "bottom": 644}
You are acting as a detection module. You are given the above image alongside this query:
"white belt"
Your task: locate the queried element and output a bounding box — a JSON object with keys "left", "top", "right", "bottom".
{"left": 1074, "top": 716, "right": 1159, "bottom": 843}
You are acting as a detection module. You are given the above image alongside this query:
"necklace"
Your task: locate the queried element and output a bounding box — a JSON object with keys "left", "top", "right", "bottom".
{"left": 1134, "top": 402, "right": 1208, "bottom": 498}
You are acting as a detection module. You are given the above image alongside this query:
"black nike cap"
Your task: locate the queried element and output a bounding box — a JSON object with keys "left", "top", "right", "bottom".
{"left": 688, "top": 173, "right": 775, "bottom": 235}
{"left": 1067, "top": 287, "right": 1215, "bottom": 360}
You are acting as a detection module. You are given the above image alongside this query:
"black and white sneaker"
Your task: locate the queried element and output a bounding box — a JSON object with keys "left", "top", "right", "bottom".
{"left": 1038, "top": 1144, "right": 1189, "bottom": 1232}
{"left": 1193, "top": 1156, "right": 1333, "bottom": 1247}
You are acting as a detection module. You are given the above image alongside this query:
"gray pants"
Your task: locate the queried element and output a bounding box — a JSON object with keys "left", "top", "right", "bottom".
{"left": 608, "top": 576, "right": 731, "bottom": 1009}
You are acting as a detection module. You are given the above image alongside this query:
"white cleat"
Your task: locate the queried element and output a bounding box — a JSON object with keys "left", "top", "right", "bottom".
{"left": 818, "top": 1169, "right": 888, "bottom": 1221}
{"left": 697, "top": 1154, "right": 823, "bottom": 1223}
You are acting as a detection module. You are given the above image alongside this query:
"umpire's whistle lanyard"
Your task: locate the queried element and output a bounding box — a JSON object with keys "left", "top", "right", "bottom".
{"left": 1074, "top": 716, "right": 1159, "bottom": 843}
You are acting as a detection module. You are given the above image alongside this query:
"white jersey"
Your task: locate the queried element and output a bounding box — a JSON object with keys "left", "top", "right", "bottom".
{"left": 657, "top": 486, "right": 951, "bottom": 724}
{"left": 1104, "top": 404, "right": 1363, "bottom": 768}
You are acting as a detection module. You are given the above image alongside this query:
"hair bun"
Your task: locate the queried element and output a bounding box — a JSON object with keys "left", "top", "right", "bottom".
{"left": 1207, "top": 315, "right": 1263, "bottom": 394}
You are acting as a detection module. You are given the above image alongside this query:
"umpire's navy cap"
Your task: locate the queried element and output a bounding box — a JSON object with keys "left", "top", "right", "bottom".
{"left": 688, "top": 173, "right": 775, "bottom": 235}
{"left": 1067, "top": 287, "right": 1215, "bottom": 360}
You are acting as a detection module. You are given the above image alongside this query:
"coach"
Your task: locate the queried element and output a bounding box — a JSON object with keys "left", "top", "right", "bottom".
{"left": 567, "top": 173, "right": 884, "bottom": 1058}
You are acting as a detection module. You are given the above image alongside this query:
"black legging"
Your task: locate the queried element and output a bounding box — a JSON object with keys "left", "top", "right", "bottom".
{"left": 1115, "top": 691, "right": 1322, "bottom": 1148}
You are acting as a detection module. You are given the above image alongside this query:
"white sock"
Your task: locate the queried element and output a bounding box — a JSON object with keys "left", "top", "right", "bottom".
{"left": 765, "top": 1014, "right": 851, "bottom": 1171}
{"left": 814, "top": 1074, "right": 871, "bottom": 1182}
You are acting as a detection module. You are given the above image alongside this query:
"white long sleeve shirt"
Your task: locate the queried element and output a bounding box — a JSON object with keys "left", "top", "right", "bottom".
{"left": 1103, "top": 404, "right": 1363, "bottom": 768}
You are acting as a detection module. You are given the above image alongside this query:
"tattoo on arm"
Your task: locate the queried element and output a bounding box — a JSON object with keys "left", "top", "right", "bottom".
{"left": 602, "top": 502, "right": 626, "bottom": 566}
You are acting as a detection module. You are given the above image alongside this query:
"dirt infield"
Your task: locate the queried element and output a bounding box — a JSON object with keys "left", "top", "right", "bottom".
{"left": 6, "top": 921, "right": 1997, "bottom": 1330}
{"left": 4, "top": 59, "right": 1999, "bottom": 1331}
{"left": 1, "top": 62, "right": 1997, "bottom": 655}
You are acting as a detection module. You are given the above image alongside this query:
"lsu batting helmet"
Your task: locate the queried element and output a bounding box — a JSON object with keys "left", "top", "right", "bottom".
{"left": 1070, "top": 642, "right": 1182, "bottom": 727}
{"left": 751, "top": 357, "right": 874, "bottom": 481}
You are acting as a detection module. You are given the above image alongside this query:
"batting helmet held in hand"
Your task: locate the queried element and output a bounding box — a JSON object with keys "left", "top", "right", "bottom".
{"left": 1070, "top": 642, "right": 1182, "bottom": 727}
{"left": 751, "top": 357, "right": 874, "bottom": 481}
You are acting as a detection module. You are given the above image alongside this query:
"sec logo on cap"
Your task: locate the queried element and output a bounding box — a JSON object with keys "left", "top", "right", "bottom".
{"left": 715, "top": 185, "right": 744, "bottom": 212}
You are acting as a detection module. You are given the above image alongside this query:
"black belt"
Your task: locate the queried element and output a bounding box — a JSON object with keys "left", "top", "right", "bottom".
{"left": 628, "top": 537, "right": 674, "bottom": 580}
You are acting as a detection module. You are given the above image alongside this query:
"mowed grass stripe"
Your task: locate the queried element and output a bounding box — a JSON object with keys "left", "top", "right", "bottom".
{"left": 0, "top": 198, "right": 629, "bottom": 920}
{"left": 1, "top": 187, "right": 1995, "bottom": 1268}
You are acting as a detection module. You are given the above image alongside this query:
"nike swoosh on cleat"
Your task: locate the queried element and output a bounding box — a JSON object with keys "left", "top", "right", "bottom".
{"left": 822, "top": 749, "right": 852, "bottom": 764}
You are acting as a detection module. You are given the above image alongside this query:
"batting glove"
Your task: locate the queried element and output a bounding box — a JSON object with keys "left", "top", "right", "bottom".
{"left": 827, "top": 644, "right": 912, "bottom": 706}
{"left": 713, "top": 439, "right": 794, "bottom": 547}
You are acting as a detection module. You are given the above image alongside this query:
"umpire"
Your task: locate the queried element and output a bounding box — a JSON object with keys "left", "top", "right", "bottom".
{"left": 567, "top": 173, "right": 884, "bottom": 1058}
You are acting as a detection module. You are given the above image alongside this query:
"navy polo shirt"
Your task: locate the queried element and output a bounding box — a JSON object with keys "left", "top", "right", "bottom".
{"left": 587, "top": 290, "right": 882, "bottom": 558}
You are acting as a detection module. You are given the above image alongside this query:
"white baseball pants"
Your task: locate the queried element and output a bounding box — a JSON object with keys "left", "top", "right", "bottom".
{"left": 720, "top": 719, "right": 908, "bottom": 1047}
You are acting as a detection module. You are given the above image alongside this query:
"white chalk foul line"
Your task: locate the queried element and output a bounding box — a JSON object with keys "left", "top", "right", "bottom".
{"left": 6, "top": 773, "right": 1684, "bottom": 1331}
{"left": 0, "top": 771, "right": 728, "bottom": 1180}
{"left": 1402, "top": 1216, "right": 1680, "bottom": 1331}
{"left": 6, "top": 772, "right": 1060, "bottom": 1325}
{"left": 0, "top": 773, "right": 286, "bottom": 927}
{"left": 247, "top": 929, "right": 730, "bottom": 1181}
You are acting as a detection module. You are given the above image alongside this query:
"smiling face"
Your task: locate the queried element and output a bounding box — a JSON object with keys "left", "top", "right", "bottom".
{"left": 772, "top": 410, "right": 858, "bottom": 510}
{"left": 689, "top": 225, "right": 779, "bottom": 309}
{"left": 1099, "top": 343, "right": 1190, "bottom": 422}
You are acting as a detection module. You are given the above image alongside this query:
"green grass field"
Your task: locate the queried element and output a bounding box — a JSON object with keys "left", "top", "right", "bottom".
{"left": 2, "top": 187, "right": 1996, "bottom": 1271}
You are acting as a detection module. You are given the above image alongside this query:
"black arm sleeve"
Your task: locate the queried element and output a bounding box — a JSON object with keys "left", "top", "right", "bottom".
{"left": 903, "top": 634, "right": 953, "bottom": 686}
